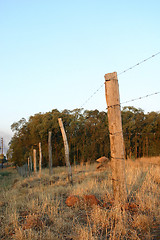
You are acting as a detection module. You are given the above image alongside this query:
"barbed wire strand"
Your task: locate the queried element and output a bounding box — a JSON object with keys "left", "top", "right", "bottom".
{"left": 104, "top": 91, "right": 160, "bottom": 110}
{"left": 80, "top": 51, "right": 160, "bottom": 108}
{"left": 118, "top": 51, "right": 160, "bottom": 76}
{"left": 80, "top": 83, "right": 104, "bottom": 108}
{"left": 121, "top": 91, "right": 160, "bottom": 105}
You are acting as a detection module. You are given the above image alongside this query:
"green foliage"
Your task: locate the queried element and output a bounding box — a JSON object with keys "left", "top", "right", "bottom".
{"left": 122, "top": 107, "right": 160, "bottom": 158}
{"left": 8, "top": 107, "right": 160, "bottom": 166}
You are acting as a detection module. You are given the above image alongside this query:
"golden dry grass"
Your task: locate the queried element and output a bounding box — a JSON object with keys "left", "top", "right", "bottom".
{"left": 0, "top": 157, "right": 159, "bottom": 240}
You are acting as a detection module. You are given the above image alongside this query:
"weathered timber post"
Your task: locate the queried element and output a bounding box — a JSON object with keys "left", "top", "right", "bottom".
{"left": 1, "top": 137, "right": 4, "bottom": 169}
{"left": 104, "top": 72, "right": 127, "bottom": 205}
{"left": 39, "top": 142, "right": 42, "bottom": 175}
{"left": 28, "top": 157, "right": 30, "bottom": 176}
{"left": 33, "top": 149, "right": 37, "bottom": 173}
{"left": 48, "top": 131, "right": 53, "bottom": 175}
{"left": 58, "top": 118, "right": 73, "bottom": 184}
{"left": 29, "top": 156, "right": 32, "bottom": 174}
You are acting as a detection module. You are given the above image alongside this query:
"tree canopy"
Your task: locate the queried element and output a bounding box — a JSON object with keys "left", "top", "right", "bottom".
{"left": 7, "top": 107, "right": 160, "bottom": 166}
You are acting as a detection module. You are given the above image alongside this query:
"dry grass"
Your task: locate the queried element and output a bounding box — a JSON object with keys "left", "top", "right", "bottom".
{"left": 0, "top": 157, "right": 160, "bottom": 239}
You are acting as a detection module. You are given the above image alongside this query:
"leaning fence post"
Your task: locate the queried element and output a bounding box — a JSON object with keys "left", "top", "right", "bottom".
{"left": 48, "top": 131, "right": 53, "bottom": 175}
{"left": 33, "top": 149, "right": 37, "bottom": 174}
{"left": 104, "top": 72, "right": 127, "bottom": 205}
{"left": 58, "top": 118, "right": 73, "bottom": 184}
{"left": 39, "top": 142, "right": 42, "bottom": 175}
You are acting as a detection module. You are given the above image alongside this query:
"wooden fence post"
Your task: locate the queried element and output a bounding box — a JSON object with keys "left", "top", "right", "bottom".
{"left": 58, "top": 118, "right": 73, "bottom": 184}
{"left": 39, "top": 142, "right": 42, "bottom": 175}
{"left": 48, "top": 131, "right": 53, "bottom": 175}
{"left": 29, "top": 156, "right": 32, "bottom": 174}
{"left": 104, "top": 72, "right": 127, "bottom": 205}
{"left": 28, "top": 157, "right": 30, "bottom": 176}
{"left": 33, "top": 149, "right": 37, "bottom": 173}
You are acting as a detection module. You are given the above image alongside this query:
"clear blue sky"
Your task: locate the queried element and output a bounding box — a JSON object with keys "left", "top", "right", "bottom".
{"left": 0, "top": 0, "right": 160, "bottom": 152}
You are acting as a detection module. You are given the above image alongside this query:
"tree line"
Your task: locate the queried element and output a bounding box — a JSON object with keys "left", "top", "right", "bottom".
{"left": 7, "top": 107, "right": 160, "bottom": 167}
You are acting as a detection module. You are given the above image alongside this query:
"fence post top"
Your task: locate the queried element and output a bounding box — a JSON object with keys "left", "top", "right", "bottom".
{"left": 104, "top": 72, "right": 117, "bottom": 81}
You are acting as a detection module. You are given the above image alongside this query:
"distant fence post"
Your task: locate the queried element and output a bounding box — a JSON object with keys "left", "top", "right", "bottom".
{"left": 1, "top": 137, "right": 3, "bottom": 169}
{"left": 58, "top": 118, "right": 73, "bottom": 184}
{"left": 48, "top": 131, "right": 53, "bottom": 175}
{"left": 29, "top": 156, "right": 32, "bottom": 173}
{"left": 33, "top": 149, "right": 37, "bottom": 174}
{"left": 28, "top": 157, "right": 30, "bottom": 176}
{"left": 104, "top": 72, "right": 127, "bottom": 205}
{"left": 39, "top": 142, "right": 42, "bottom": 175}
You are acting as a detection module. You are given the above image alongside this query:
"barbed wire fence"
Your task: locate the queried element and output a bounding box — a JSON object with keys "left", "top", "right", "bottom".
{"left": 3, "top": 52, "right": 160, "bottom": 177}
{"left": 78, "top": 52, "right": 160, "bottom": 171}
